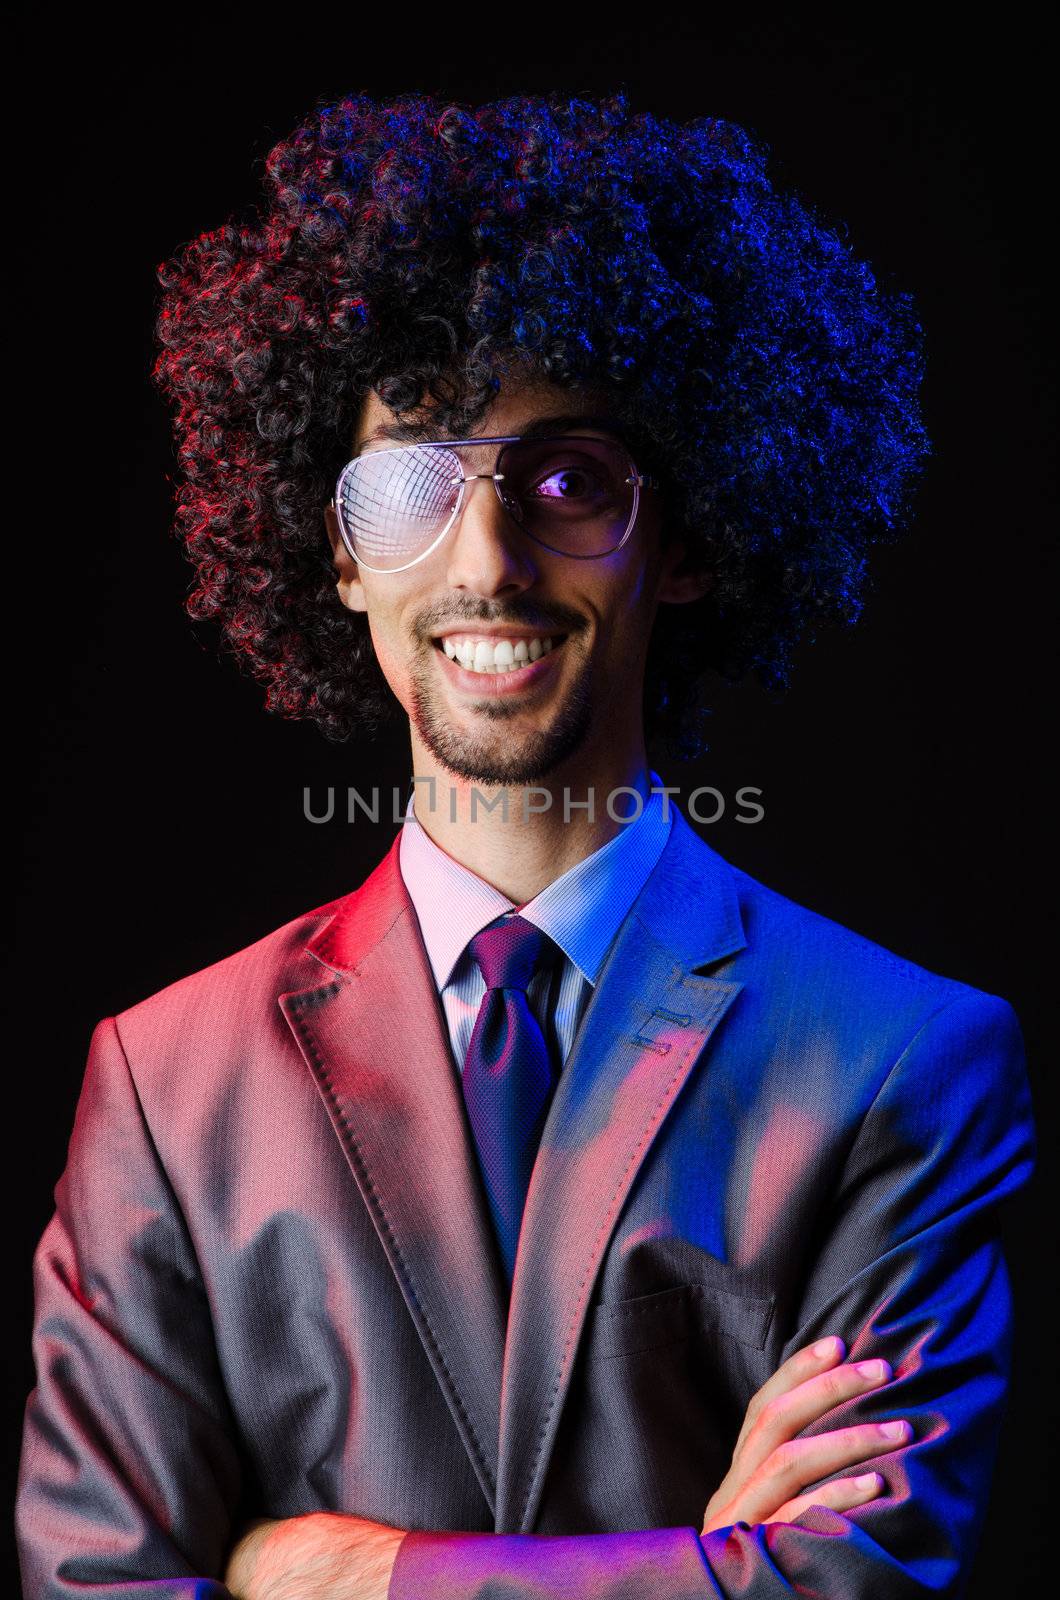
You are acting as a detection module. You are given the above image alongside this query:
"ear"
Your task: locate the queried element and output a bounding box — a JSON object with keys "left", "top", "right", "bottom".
{"left": 656, "top": 538, "right": 714, "bottom": 606}
{"left": 325, "top": 502, "right": 368, "bottom": 614}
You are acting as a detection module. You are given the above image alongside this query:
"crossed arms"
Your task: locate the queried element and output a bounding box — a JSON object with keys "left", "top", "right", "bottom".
{"left": 222, "top": 1333, "right": 915, "bottom": 1598}
{"left": 17, "top": 990, "right": 1035, "bottom": 1599}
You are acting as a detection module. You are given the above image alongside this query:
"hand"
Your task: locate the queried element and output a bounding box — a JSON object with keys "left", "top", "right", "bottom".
{"left": 223, "top": 1511, "right": 406, "bottom": 1600}
{"left": 701, "top": 1335, "right": 911, "bottom": 1534}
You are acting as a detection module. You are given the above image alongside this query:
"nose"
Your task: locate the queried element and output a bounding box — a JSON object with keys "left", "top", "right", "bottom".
{"left": 443, "top": 474, "right": 539, "bottom": 598}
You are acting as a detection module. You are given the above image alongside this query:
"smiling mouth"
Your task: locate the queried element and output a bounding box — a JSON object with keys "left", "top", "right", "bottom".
{"left": 432, "top": 634, "right": 569, "bottom": 675}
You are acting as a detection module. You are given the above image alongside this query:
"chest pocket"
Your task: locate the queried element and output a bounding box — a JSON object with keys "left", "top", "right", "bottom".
{"left": 587, "top": 1281, "right": 776, "bottom": 1361}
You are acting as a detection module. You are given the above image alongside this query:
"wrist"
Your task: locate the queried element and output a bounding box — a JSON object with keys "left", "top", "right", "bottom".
{"left": 224, "top": 1517, "right": 282, "bottom": 1596}
{"left": 237, "top": 1512, "right": 405, "bottom": 1600}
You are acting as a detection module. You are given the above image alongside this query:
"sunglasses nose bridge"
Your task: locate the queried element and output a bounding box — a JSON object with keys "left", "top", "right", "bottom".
{"left": 453, "top": 470, "right": 504, "bottom": 484}
{"left": 451, "top": 467, "right": 525, "bottom": 530}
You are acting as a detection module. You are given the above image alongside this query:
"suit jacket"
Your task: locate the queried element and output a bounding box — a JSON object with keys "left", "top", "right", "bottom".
{"left": 17, "top": 806, "right": 1036, "bottom": 1599}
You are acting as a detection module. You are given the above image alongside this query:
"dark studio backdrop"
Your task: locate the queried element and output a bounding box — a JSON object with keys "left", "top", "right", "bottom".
{"left": 11, "top": 14, "right": 1055, "bottom": 1593}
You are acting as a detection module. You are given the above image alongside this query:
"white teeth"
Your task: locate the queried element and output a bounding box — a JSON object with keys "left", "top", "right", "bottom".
{"left": 439, "top": 635, "right": 559, "bottom": 674}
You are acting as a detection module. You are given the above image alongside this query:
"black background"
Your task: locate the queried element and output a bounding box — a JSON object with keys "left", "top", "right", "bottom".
{"left": 12, "top": 13, "right": 1055, "bottom": 1593}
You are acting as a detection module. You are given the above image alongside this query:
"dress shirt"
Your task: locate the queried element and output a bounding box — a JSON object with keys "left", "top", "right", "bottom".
{"left": 398, "top": 774, "right": 673, "bottom": 1075}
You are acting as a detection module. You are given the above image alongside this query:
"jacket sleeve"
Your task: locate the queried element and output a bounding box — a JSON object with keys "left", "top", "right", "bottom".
{"left": 17, "top": 1015, "right": 243, "bottom": 1598}
{"left": 388, "top": 987, "right": 1037, "bottom": 1599}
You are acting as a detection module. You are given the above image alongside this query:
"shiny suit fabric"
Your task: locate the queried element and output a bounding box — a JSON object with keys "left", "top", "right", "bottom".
{"left": 17, "top": 807, "right": 1036, "bottom": 1598}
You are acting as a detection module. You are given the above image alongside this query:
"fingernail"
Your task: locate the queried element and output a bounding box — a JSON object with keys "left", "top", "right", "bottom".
{"left": 854, "top": 1472, "right": 881, "bottom": 1490}
{"left": 880, "top": 1420, "right": 910, "bottom": 1440}
{"left": 856, "top": 1359, "right": 888, "bottom": 1380}
{"left": 813, "top": 1337, "right": 841, "bottom": 1359}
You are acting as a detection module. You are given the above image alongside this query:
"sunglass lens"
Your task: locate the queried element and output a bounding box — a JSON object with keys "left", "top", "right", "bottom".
{"left": 339, "top": 446, "right": 461, "bottom": 570}
{"left": 499, "top": 438, "right": 633, "bottom": 555}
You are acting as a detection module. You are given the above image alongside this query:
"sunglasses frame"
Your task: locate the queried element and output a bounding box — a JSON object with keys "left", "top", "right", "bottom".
{"left": 329, "top": 433, "right": 659, "bottom": 574}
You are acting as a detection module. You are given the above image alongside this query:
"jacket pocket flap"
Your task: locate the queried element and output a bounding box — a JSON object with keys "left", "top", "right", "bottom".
{"left": 591, "top": 1281, "right": 775, "bottom": 1358}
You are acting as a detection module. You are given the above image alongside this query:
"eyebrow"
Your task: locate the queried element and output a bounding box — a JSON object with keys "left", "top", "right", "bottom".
{"left": 353, "top": 411, "right": 632, "bottom": 454}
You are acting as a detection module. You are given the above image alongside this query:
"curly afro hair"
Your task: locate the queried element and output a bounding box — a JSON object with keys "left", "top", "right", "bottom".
{"left": 151, "top": 89, "right": 930, "bottom": 759}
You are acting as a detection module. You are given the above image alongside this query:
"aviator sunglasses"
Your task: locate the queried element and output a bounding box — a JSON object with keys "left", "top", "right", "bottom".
{"left": 330, "top": 432, "right": 660, "bottom": 574}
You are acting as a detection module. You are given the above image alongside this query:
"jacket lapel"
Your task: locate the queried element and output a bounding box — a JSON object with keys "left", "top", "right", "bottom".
{"left": 278, "top": 835, "right": 508, "bottom": 1514}
{"left": 495, "top": 807, "right": 748, "bottom": 1532}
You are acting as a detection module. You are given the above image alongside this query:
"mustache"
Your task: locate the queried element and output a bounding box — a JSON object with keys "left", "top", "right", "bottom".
{"left": 417, "top": 603, "right": 583, "bottom": 639}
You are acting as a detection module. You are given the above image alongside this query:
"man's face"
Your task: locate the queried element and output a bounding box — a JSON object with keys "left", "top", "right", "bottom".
{"left": 325, "top": 375, "right": 706, "bottom": 788}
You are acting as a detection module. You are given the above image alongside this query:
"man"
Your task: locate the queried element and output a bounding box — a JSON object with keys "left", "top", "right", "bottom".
{"left": 18, "top": 90, "right": 1035, "bottom": 1598}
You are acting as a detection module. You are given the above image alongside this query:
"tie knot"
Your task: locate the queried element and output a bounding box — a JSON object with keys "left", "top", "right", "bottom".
{"left": 468, "top": 913, "right": 555, "bottom": 993}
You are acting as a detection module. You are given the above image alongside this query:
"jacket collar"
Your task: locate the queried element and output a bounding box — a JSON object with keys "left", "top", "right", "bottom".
{"left": 280, "top": 805, "right": 746, "bottom": 1527}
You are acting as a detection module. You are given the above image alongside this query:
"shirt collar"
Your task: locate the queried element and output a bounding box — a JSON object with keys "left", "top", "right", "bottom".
{"left": 398, "top": 774, "right": 673, "bottom": 992}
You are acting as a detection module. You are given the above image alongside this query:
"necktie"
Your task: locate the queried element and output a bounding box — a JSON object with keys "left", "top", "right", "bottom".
{"left": 461, "top": 913, "right": 561, "bottom": 1289}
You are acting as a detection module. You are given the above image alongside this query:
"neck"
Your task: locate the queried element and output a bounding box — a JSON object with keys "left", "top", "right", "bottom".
{"left": 405, "top": 735, "right": 655, "bottom": 904}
